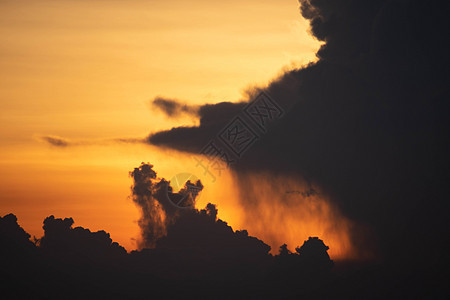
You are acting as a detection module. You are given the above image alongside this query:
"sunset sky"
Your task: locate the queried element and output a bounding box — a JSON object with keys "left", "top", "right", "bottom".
{"left": 2, "top": 1, "right": 448, "bottom": 297}
{"left": 0, "top": 0, "right": 321, "bottom": 252}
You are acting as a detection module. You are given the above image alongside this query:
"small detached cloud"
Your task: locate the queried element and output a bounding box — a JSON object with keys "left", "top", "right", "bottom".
{"left": 152, "top": 97, "right": 199, "bottom": 118}
{"left": 39, "top": 136, "right": 70, "bottom": 147}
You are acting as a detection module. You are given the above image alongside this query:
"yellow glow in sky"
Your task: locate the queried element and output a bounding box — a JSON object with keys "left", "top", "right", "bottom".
{"left": 0, "top": 0, "right": 321, "bottom": 251}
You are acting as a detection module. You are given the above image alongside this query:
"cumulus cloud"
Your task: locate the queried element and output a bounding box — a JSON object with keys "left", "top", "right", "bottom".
{"left": 129, "top": 163, "right": 205, "bottom": 248}
{"left": 1, "top": 212, "right": 342, "bottom": 298}
{"left": 39, "top": 215, "right": 127, "bottom": 259}
{"left": 128, "top": 162, "right": 273, "bottom": 272}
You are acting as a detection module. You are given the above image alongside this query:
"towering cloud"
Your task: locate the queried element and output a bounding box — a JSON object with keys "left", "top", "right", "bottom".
{"left": 128, "top": 162, "right": 273, "bottom": 265}
{"left": 146, "top": 0, "right": 450, "bottom": 264}
{"left": 129, "top": 163, "right": 176, "bottom": 248}
{"left": 130, "top": 163, "right": 210, "bottom": 248}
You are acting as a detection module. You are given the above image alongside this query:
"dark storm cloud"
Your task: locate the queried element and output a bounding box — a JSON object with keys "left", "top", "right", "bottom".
{"left": 299, "top": 0, "right": 383, "bottom": 61}
{"left": 3, "top": 1, "right": 449, "bottom": 297}
{"left": 152, "top": 97, "right": 199, "bottom": 118}
{"left": 146, "top": 0, "right": 450, "bottom": 263}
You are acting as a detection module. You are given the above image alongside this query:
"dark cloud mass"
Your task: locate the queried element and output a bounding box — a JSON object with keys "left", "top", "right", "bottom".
{"left": 2, "top": 0, "right": 449, "bottom": 298}
{"left": 0, "top": 179, "right": 339, "bottom": 298}
{"left": 39, "top": 215, "right": 126, "bottom": 259}
{"left": 147, "top": 7, "right": 450, "bottom": 292}
{"left": 147, "top": 0, "right": 450, "bottom": 268}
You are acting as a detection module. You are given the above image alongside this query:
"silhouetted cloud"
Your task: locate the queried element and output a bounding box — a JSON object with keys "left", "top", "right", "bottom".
{"left": 0, "top": 213, "right": 35, "bottom": 253}
{"left": 40, "top": 215, "right": 126, "bottom": 260}
{"left": 2, "top": 152, "right": 449, "bottom": 299}
{"left": 148, "top": 101, "right": 247, "bottom": 152}
{"left": 129, "top": 163, "right": 175, "bottom": 248}
{"left": 40, "top": 136, "right": 70, "bottom": 147}
{"left": 129, "top": 163, "right": 209, "bottom": 248}
{"left": 152, "top": 97, "right": 199, "bottom": 118}
{"left": 146, "top": 0, "right": 450, "bottom": 267}
{"left": 4, "top": 1, "right": 449, "bottom": 298}
{"left": 128, "top": 162, "right": 272, "bottom": 266}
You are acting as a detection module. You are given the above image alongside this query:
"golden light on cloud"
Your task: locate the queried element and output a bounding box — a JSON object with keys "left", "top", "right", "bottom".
{"left": 197, "top": 168, "right": 358, "bottom": 260}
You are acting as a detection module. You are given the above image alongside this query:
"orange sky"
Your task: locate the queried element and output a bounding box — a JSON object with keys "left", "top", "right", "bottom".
{"left": 0, "top": 0, "right": 322, "bottom": 253}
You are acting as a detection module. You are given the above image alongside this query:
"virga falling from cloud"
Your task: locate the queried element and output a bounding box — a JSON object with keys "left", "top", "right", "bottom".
{"left": 233, "top": 172, "right": 359, "bottom": 260}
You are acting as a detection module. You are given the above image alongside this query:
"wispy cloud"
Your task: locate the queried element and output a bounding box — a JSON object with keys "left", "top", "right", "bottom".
{"left": 151, "top": 97, "right": 199, "bottom": 119}
{"left": 39, "top": 136, "right": 70, "bottom": 147}
{"left": 37, "top": 135, "right": 145, "bottom": 147}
